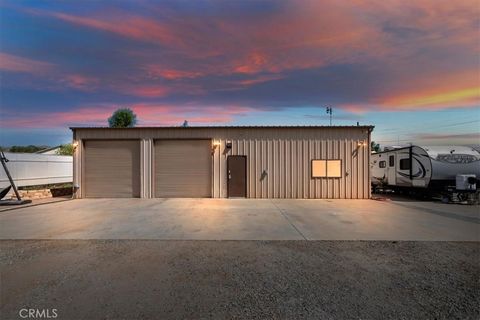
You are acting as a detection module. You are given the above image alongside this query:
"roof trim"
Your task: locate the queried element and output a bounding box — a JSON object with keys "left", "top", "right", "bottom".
{"left": 35, "top": 145, "right": 62, "bottom": 153}
{"left": 70, "top": 125, "right": 375, "bottom": 130}
{"left": 373, "top": 146, "right": 413, "bottom": 155}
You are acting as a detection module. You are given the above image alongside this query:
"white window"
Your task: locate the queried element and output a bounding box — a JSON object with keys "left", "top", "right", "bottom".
{"left": 312, "top": 160, "right": 342, "bottom": 178}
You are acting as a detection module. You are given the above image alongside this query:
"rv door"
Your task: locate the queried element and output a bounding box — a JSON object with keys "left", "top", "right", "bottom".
{"left": 397, "top": 153, "right": 412, "bottom": 187}
{"left": 387, "top": 154, "right": 396, "bottom": 185}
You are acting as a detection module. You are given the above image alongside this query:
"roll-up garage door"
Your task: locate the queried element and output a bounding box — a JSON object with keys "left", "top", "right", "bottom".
{"left": 155, "top": 140, "right": 211, "bottom": 197}
{"left": 84, "top": 140, "right": 140, "bottom": 198}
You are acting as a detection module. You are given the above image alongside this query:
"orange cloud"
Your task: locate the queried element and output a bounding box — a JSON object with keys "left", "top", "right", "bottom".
{"left": 374, "top": 69, "right": 480, "bottom": 110}
{"left": 0, "top": 53, "right": 53, "bottom": 74}
{"left": 380, "top": 87, "right": 480, "bottom": 110}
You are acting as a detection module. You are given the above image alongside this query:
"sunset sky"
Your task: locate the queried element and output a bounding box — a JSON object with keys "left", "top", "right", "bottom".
{"left": 0, "top": 0, "right": 479, "bottom": 147}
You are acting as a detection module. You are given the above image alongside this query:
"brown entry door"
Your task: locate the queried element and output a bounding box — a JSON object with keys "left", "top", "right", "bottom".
{"left": 227, "top": 156, "right": 246, "bottom": 197}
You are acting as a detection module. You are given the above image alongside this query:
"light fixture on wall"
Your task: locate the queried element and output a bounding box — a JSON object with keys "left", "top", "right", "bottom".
{"left": 72, "top": 141, "right": 79, "bottom": 150}
{"left": 212, "top": 140, "right": 221, "bottom": 153}
{"left": 357, "top": 140, "right": 367, "bottom": 147}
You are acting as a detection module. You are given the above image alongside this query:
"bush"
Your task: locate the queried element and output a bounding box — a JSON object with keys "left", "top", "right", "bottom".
{"left": 56, "top": 144, "right": 74, "bottom": 156}
{"left": 8, "top": 145, "right": 49, "bottom": 153}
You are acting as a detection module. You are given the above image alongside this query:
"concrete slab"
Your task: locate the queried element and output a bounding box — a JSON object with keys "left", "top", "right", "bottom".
{"left": 0, "top": 196, "right": 71, "bottom": 212}
{"left": 0, "top": 199, "right": 304, "bottom": 240}
{"left": 0, "top": 198, "right": 478, "bottom": 240}
{"left": 273, "top": 199, "right": 480, "bottom": 241}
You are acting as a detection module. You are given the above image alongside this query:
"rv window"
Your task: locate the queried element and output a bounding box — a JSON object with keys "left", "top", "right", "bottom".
{"left": 400, "top": 158, "right": 410, "bottom": 170}
{"left": 379, "top": 161, "right": 386, "bottom": 168}
{"left": 389, "top": 155, "right": 394, "bottom": 167}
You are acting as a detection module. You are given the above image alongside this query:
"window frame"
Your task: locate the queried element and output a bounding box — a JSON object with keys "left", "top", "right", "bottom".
{"left": 389, "top": 155, "right": 395, "bottom": 167}
{"left": 311, "top": 159, "right": 343, "bottom": 178}
{"left": 379, "top": 161, "right": 386, "bottom": 168}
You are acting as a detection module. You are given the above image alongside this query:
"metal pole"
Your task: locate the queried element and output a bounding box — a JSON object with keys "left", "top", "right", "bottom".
{"left": 0, "top": 149, "right": 21, "bottom": 201}
{"left": 326, "top": 106, "right": 333, "bottom": 126}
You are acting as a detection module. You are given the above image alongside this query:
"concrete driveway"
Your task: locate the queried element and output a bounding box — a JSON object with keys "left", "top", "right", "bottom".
{"left": 0, "top": 198, "right": 478, "bottom": 240}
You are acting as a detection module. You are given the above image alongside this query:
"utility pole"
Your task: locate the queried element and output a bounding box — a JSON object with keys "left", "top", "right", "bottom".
{"left": 325, "top": 106, "right": 333, "bottom": 126}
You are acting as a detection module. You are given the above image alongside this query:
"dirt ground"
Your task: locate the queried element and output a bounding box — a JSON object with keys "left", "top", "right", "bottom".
{"left": 1, "top": 240, "right": 479, "bottom": 319}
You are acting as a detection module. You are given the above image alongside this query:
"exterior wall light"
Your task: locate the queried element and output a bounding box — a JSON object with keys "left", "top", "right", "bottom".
{"left": 72, "top": 141, "right": 79, "bottom": 150}
{"left": 212, "top": 140, "right": 221, "bottom": 153}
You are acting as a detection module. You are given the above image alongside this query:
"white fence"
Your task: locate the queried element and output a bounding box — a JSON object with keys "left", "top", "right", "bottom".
{"left": 0, "top": 152, "right": 72, "bottom": 188}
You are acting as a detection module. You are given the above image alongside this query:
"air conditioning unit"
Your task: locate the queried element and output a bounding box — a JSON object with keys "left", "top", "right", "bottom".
{"left": 456, "top": 174, "right": 476, "bottom": 191}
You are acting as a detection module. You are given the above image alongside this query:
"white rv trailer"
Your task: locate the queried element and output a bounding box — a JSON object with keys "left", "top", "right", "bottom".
{"left": 371, "top": 145, "right": 480, "bottom": 193}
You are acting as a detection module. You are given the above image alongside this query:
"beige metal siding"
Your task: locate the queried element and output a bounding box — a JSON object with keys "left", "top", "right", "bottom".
{"left": 140, "top": 139, "right": 154, "bottom": 198}
{"left": 154, "top": 139, "right": 211, "bottom": 197}
{"left": 73, "top": 127, "right": 372, "bottom": 199}
{"left": 84, "top": 140, "right": 140, "bottom": 198}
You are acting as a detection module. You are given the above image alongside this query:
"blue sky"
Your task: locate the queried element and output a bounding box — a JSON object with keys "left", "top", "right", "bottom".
{"left": 0, "top": 0, "right": 479, "bottom": 147}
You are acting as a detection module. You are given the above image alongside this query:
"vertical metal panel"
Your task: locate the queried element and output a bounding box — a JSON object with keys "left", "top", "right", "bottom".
{"left": 72, "top": 137, "right": 81, "bottom": 199}
{"left": 261, "top": 140, "right": 267, "bottom": 197}
{"left": 345, "top": 139, "right": 351, "bottom": 199}
{"left": 322, "top": 140, "right": 328, "bottom": 198}
{"left": 140, "top": 139, "right": 153, "bottom": 198}
{"left": 314, "top": 140, "right": 320, "bottom": 198}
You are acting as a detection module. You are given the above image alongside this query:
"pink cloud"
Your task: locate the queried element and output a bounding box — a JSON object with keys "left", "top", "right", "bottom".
{"left": 62, "top": 74, "right": 99, "bottom": 91}
{"left": 0, "top": 53, "right": 54, "bottom": 74}
{"left": 145, "top": 65, "right": 202, "bottom": 80}
{"left": 123, "top": 85, "right": 171, "bottom": 98}
{"left": 12, "top": 0, "right": 479, "bottom": 114}
{"left": 47, "top": 12, "right": 181, "bottom": 48}
{"left": 2, "top": 103, "right": 256, "bottom": 128}
{"left": 236, "top": 74, "right": 285, "bottom": 86}
{"left": 130, "top": 103, "right": 253, "bottom": 125}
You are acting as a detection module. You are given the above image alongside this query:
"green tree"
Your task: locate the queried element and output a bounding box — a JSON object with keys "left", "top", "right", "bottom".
{"left": 9, "top": 145, "right": 48, "bottom": 153}
{"left": 371, "top": 141, "right": 381, "bottom": 152}
{"left": 56, "top": 144, "right": 74, "bottom": 156}
{"left": 108, "top": 108, "right": 137, "bottom": 128}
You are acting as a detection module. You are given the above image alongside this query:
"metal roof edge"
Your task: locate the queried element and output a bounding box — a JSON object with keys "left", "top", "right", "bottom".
{"left": 70, "top": 125, "right": 375, "bottom": 131}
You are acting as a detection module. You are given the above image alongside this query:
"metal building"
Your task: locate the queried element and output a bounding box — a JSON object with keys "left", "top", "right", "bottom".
{"left": 71, "top": 126, "right": 373, "bottom": 199}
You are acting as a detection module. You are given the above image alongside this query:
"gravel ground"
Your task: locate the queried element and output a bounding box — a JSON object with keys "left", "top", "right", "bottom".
{"left": 1, "top": 240, "right": 479, "bottom": 319}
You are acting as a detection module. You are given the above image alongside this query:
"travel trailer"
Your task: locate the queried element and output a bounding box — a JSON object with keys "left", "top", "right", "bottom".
{"left": 371, "top": 145, "right": 479, "bottom": 201}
